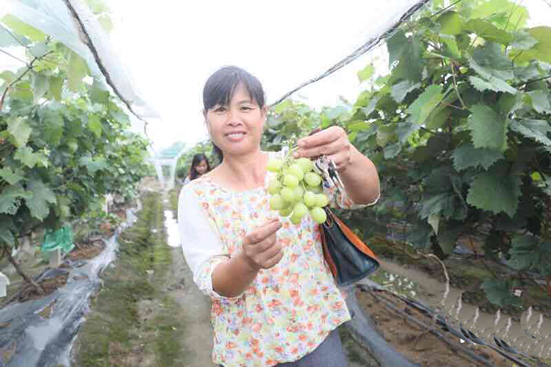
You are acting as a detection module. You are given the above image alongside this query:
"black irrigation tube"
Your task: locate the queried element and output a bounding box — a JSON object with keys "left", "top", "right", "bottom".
{"left": 359, "top": 286, "right": 534, "bottom": 367}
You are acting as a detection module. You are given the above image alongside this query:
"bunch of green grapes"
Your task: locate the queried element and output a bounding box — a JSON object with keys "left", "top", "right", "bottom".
{"left": 267, "top": 156, "right": 328, "bottom": 224}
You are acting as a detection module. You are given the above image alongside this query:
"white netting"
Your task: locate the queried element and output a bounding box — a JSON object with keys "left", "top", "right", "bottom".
{"left": 4, "top": 0, "right": 158, "bottom": 123}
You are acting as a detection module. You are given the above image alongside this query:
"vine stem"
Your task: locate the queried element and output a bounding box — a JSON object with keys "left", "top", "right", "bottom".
{"left": 0, "top": 51, "right": 54, "bottom": 111}
{"left": 450, "top": 64, "right": 467, "bottom": 109}
{"left": 4, "top": 246, "right": 44, "bottom": 296}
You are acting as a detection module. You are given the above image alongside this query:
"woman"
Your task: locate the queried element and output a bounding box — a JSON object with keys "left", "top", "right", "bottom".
{"left": 184, "top": 153, "right": 211, "bottom": 185}
{"left": 178, "top": 66, "right": 380, "bottom": 366}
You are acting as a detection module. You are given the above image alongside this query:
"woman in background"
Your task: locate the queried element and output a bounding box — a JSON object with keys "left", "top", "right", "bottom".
{"left": 184, "top": 153, "right": 211, "bottom": 185}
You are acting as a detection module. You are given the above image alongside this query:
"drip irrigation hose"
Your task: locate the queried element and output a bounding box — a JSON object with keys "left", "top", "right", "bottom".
{"left": 359, "top": 286, "right": 535, "bottom": 367}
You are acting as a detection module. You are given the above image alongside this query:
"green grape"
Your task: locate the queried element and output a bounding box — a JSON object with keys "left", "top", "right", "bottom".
{"left": 290, "top": 215, "right": 302, "bottom": 225}
{"left": 279, "top": 207, "right": 293, "bottom": 217}
{"left": 280, "top": 187, "right": 295, "bottom": 202}
{"left": 288, "top": 164, "right": 305, "bottom": 181}
{"left": 311, "top": 207, "right": 327, "bottom": 224}
{"left": 316, "top": 194, "right": 329, "bottom": 207}
{"left": 293, "top": 202, "right": 308, "bottom": 219}
{"left": 284, "top": 174, "right": 299, "bottom": 188}
{"left": 267, "top": 158, "right": 284, "bottom": 172}
{"left": 267, "top": 145, "right": 327, "bottom": 224}
{"left": 309, "top": 185, "right": 323, "bottom": 194}
{"left": 303, "top": 191, "right": 317, "bottom": 207}
{"left": 268, "top": 179, "right": 281, "bottom": 194}
{"left": 269, "top": 195, "right": 284, "bottom": 210}
{"left": 293, "top": 186, "right": 304, "bottom": 201}
{"left": 304, "top": 172, "right": 322, "bottom": 187}
{"left": 296, "top": 158, "right": 313, "bottom": 173}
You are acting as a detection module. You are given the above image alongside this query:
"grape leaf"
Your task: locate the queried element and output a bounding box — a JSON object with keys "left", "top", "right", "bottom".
{"left": 419, "top": 193, "right": 450, "bottom": 219}
{"left": 471, "top": 0, "right": 508, "bottom": 19}
{"left": 395, "top": 121, "right": 420, "bottom": 144}
{"left": 357, "top": 64, "right": 375, "bottom": 83}
{"left": 79, "top": 155, "right": 107, "bottom": 174}
{"left": 468, "top": 75, "right": 517, "bottom": 94}
{"left": 407, "top": 223, "right": 432, "bottom": 250}
{"left": 512, "top": 27, "right": 551, "bottom": 64}
{"left": 88, "top": 115, "right": 102, "bottom": 138}
{"left": 407, "top": 85, "right": 444, "bottom": 125}
{"left": 527, "top": 90, "right": 551, "bottom": 114}
{"left": 496, "top": 93, "right": 521, "bottom": 115}
{"left": 428, "top": 213, "right": 440, "bottom": 235}
{"left": 390, "top": 80, "right": 421, "bottom": 103}
{"left": 387, "top": 30, "right": 408, "bottom": 67}
{"left": 437, "top": 226, "right": 463, "bottom": 254}
{"left": 465, "top": 19, "right": 512, "bottom": 44}
{"left": 1, "top": 15, "right": 47, "bottom": 42}
{"left": 452, "top": 143, "right": 503, "bottom": 171}
{"left": 482, "top": 279, "right": 522, "bottom": 307}
{"left": 25, "top": 180, "right": 56, "bottom": 220}
{"left": 509, "top": 119, "right": 551, "bottom": 149}
{"left": 67, "top": 50, "right": 88, "bottom": 92}
{"left": 468, "top": 104, "right": 508, "bottom": 152}
{"left": 29, "top": 42, "right": 49, "bottom": 58}
{"left": 469, "top": 43, "right": 514, "bottom": 81}
{"left": 392, "top": 36, "right": 423, "bottom": 82}
{"left": 49, "top": 77, "right": 63, "bottom": 101}
{"left": 376, "top": 125, "right": 396, "bottom": 147}
{"left": 0, "top": 186, "right": 32, "bottom": 215}
{"left": 440, "top": 34, "right": 461, "bottom": 58}
{"left": 7, "top": 117, "right": 31, "bottom": 148}
{"left": 510, "top": 31, "right": 538, "bottom": 51}
{"left": 0, "top": 24, "right": 19, "bottom": 47}
{"left": 514, "top": 63, "right": 540, "bottom": 83}
{"left": 383, "top": 143, "right": 401, "bottom": 159}
{"left": 438, "top": 11, "right": 463, "bottom": 35}
{"left": 14, "top": 147, "right": 47, "bottom": 168}
{"left": 508, "top": 235, "right": 551, "bottom": 276}
{"left": 347, "top": 121, "right": 370, "bottom": 132}
{"left": 0, "top": 167, "right": 24, "bottom": 185}
{"left": 0, "top": 218, "right": 16, "bottom": 246}
{"left": 467, "top": 162, "right": 521, "bottom": 217}
{"left": 42, "top": 110, "right": 64, "bottom": 146}
{"left": 32, "top": 72, "right": 50, "bottom": 104}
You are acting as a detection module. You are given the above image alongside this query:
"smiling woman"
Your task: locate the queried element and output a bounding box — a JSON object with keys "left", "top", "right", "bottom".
{"left": 202, "top": 66, "right": 267, "bottom": 164}
{"left": 177, "top": 66, "right": 380, "bottom": 366}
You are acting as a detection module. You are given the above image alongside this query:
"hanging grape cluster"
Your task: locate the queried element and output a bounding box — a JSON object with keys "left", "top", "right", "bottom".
{"left": 267, "top": 155, "right": 328, "bottom": 224}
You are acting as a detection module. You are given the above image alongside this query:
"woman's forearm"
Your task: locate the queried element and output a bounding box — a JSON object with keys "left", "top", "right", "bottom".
{"left": 339, "top": 146, "right": 380, "bottom": 205}
{"left": 211, "top": 251, "right": 259, "bottom": 298}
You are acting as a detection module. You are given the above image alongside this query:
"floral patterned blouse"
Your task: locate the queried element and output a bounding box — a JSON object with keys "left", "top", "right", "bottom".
{"left": 178, "top": 152, "right": 371, "bottom": 366}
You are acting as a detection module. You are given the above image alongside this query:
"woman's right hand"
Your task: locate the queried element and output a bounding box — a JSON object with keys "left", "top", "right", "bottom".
{"left": 239, "top": 219, "right": 283, "bottom": 272}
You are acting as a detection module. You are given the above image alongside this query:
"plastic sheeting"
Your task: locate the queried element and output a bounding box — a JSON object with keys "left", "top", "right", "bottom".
{"left": 4, "top": 0, "right": 158, "bottom": 121}
{"left": 0, "top": 204, "right": 139, "bottom": 367}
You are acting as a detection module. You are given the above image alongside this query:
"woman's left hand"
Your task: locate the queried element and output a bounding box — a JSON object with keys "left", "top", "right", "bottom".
{"left": 294, "top": 126, "right": 352, "bottom": 172}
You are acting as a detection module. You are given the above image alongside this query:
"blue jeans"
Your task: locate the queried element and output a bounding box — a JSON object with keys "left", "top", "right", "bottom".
{"left": 221, "top": 328, "right": 349, "bottom": 367}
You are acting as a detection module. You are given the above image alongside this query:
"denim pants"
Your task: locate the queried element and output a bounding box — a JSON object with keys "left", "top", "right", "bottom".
{"left": 221, "top": 328, "right": 349, "bottom": 367}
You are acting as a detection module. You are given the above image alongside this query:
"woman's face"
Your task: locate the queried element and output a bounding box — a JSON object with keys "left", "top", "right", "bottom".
{"left": 195, "top": 160, "right": 209, "bottom": 175}
{"left": 205, "top": 83, "right": 266, "bottom": 158}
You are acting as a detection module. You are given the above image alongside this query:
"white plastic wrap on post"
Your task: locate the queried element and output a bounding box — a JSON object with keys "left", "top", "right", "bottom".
{"left": 103, "top": 193, "right": 114, "bottom": 213}
{"left": 49, "top": 248, "right": 62, "bottom": 268}
{"left": 0, "top": 272, "right": 10, "bottom": 298}
{"left": 153, "top": 159, "right": 165, "bottom": 189}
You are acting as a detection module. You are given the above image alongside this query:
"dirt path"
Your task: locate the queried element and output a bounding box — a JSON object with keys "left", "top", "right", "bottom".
{"left": 166, "top": 244, "right": 216, "bottom": 367}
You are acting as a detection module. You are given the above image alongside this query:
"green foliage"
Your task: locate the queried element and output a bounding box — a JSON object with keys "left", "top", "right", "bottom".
{"left": 254, "top": 0, "right": 551, "bottom": 307}
{"left": 0, "top": 13, "right": 151, "bottom": 255}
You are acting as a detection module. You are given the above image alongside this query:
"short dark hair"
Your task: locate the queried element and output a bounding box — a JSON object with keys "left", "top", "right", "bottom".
{"left": 203, "top": 66, "right": 266, "bottom": 162}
